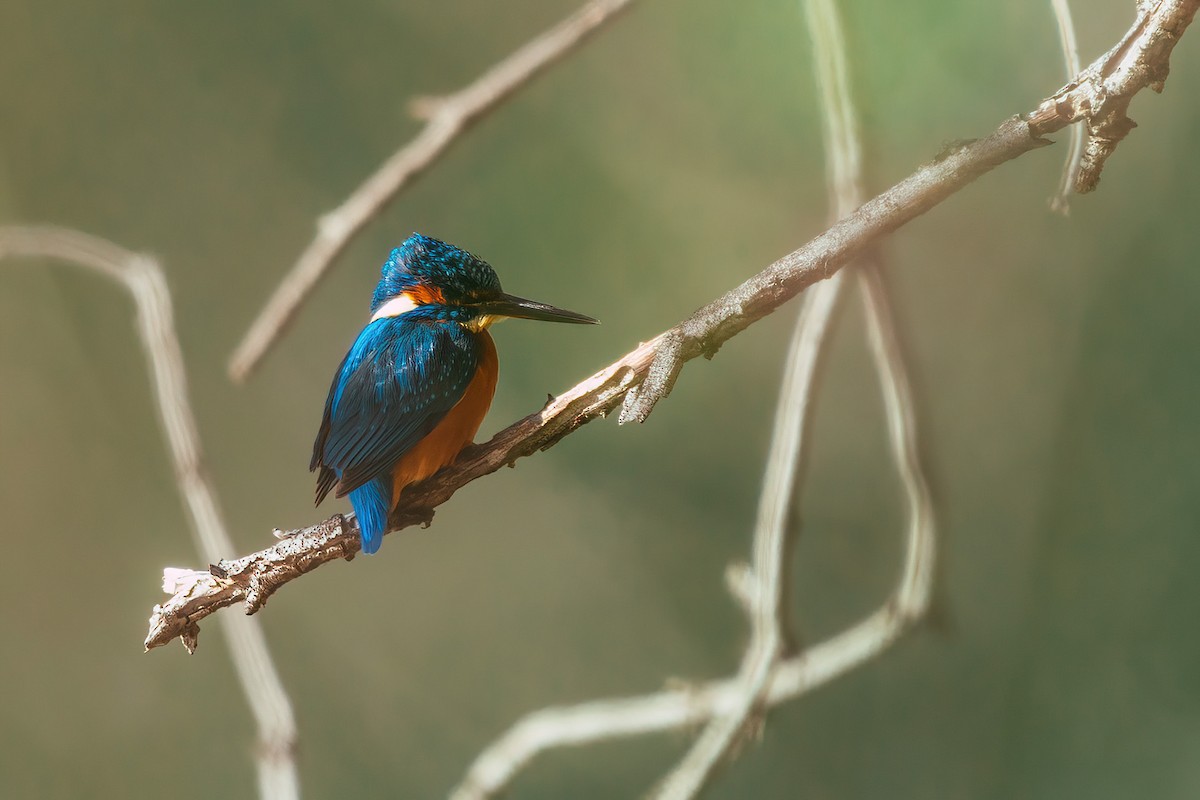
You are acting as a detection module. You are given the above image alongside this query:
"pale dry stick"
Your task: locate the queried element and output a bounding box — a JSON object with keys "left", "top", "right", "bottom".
{"left": 146, "top": 0, "right": 1199, "bottom": 654}
{"left": 807, "top": 0, "right": 865, "bottom": 214}
{"left": 804, "top": 0, "right": 936, "bottom": 731}
{"left": 1049, "top": 0, "right": 1085, "bottom": 212}
{"left": 653, "top": 0, "right": 938, "bottom": 793}
{"left": 807, "top": 0, "right": 937, "bottom": 636}
{"left": 653, "top": 275, "right": 847, "bottom": 800}
{"left": 228, "top": 0, "right": 636, "bottom": 383}
{"left": 815, "top": 0, "right": 938, "bottom": 679}
{"left": 0, "top": 227, "right": 300, "bottom": 800}
{"left": 653, "top": 0, "right": 863, "bottom": 793}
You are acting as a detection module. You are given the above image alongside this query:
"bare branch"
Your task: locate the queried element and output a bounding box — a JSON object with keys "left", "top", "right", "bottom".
{"left": 0, "top": 226, "right": 300, "bottom": 800}
{"left": 227, "top": 0, "right": 637, "bottom": 383}
{"left": 145, "top": 0, "right": 1197, "bottom": 654}
{"left": 1049, "top": 0, "right": 1085, "bottom": 212}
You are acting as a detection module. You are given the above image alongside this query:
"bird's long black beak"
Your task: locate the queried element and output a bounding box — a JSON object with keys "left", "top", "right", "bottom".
{"left": 480, "top": 292, "right": 599, "bottom": 324}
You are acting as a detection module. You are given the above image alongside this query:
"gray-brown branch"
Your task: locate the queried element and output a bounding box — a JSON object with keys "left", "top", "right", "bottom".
{"left": 146, "top": 0, "right": 1197, "bottom": 652}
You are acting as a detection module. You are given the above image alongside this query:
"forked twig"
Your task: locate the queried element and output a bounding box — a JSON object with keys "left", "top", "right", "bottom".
{"left": 1027, "top": 0, "right": 1197, "bottom": 192}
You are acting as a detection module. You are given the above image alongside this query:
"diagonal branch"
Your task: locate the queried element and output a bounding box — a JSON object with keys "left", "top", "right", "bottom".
{"left": 146, "top": 0, "right": 1198, "bottom": 655}
{"left": 146, "top": 117, "right": 1032, "bottom": 653}
{"left": 447, "top": 250, "right": 936, "bottom": 800}
{"left": 227, "top": 0, "right": 636, "bottom": 383}
{"left": 0, "top": 227, "right": 300, "bottom": 800}
{"left": 447, "top": 248, "right": 937, "bottom": 800}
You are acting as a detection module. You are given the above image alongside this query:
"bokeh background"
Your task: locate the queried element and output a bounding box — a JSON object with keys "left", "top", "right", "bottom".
{"left": 2, "top": 1, "right": 1198, "bottom": 797}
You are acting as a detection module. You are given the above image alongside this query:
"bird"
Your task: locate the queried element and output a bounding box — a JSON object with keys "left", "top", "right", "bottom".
{"left": 311, "top": 233, "right": 598, "bottom": 554}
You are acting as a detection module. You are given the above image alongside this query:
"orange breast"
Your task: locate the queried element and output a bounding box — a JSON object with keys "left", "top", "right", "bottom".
{"left": 390, "top": 330, "right": 499, "bottom": 507}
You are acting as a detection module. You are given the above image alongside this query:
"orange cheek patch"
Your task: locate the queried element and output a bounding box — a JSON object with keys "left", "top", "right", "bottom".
{"left": 408, "top": 284, "right": 446, "bottom": 305}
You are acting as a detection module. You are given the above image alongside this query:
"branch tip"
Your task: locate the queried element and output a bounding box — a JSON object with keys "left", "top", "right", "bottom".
{"left": 408, "top": 95, "right": 446, "bottom": 121}
{"left": 618, "top": 331, "right": 684, "bottom": 424}
{"left": 723, "top": 563, "right": 757, "bottom": 617}
{"left": 181, "top": 622, "right": 200, "bottom": 655}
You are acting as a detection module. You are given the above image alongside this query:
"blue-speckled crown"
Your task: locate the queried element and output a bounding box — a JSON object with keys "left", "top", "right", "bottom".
{"left": 371, "top": 234, "right": 502, "bottom": 313}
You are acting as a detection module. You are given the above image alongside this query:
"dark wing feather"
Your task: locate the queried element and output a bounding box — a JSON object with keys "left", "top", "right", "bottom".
{"left": 311, "top": 358, "right": 343, "bottom": 504}
{"left": 311, "top": 318, "right": 480, "bottom": 503}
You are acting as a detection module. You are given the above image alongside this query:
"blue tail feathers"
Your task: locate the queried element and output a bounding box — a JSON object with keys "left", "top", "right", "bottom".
{"left": 349, "top": 477, "right": 392, "bottom": 554}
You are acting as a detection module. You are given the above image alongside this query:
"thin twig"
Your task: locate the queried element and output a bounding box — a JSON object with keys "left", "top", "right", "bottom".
{"left": 808, "top": 0, "right": 866, "bottom": 215}
{"left": 857, "top": 264, "right": 936, "bottom": 625}
{"left": 0, "top": 227, "right": 300, "bottom": 800}
{"left": 145, "top": 0, "right": 1198, "bottom": 655}
{"left": 809, "top": 0, "right": 937, "bottom": 629}
{"left": 1049, "top": 0, "right": 1085, "bottom": 212}
{"left": 653, "top": 275, "right": 846, "bottom": 799}
{"left": 652, "top": 0, "right": 940, "bottom": 793}
{"left": 227, "top": 0, "right": 636, "bottom": 384}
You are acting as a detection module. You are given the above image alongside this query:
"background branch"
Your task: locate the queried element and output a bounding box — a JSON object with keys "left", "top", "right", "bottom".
{"left": 227, "top": 0, "right": 636, "bottom": 383}
{"left": 651, "top": 0, "right": 860, "bottom": 793}
{"left": 1049, "top": 0, "right": 1085, "bottom": 212}
{"left": 0, "top": 227, "right": 300, "bottom": 800}
{"left": 648, "top": 0, "right": 937, "bottom": 794}
{"left": 145, "top": 0, "right": 1197, "bottom": 652}
{"left": 651, "top": 277, "right": 842, "bottom": 800}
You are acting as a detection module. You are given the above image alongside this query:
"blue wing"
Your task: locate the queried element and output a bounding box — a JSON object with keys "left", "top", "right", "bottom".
{"left": 311, "top": 316, "right": 481, "bottom": 504}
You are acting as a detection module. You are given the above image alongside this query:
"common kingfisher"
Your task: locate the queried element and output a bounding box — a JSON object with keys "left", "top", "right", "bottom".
{"left": 311, "top": 234, "right": 597, "bottom": 554}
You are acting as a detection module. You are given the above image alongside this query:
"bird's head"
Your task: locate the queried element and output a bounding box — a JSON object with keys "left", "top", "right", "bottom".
{"left": 370, "top": 234, "right": 598, "bottom": 331}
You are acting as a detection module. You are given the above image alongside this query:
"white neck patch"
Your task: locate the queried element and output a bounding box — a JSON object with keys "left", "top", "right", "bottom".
{"left": 370, "top": 292, "right": 419, "bottom": 322}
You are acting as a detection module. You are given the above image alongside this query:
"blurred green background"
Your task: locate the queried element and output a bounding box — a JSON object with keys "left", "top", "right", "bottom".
{"left": 2, "top": 0, "right": 1198, "bottom": 797}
